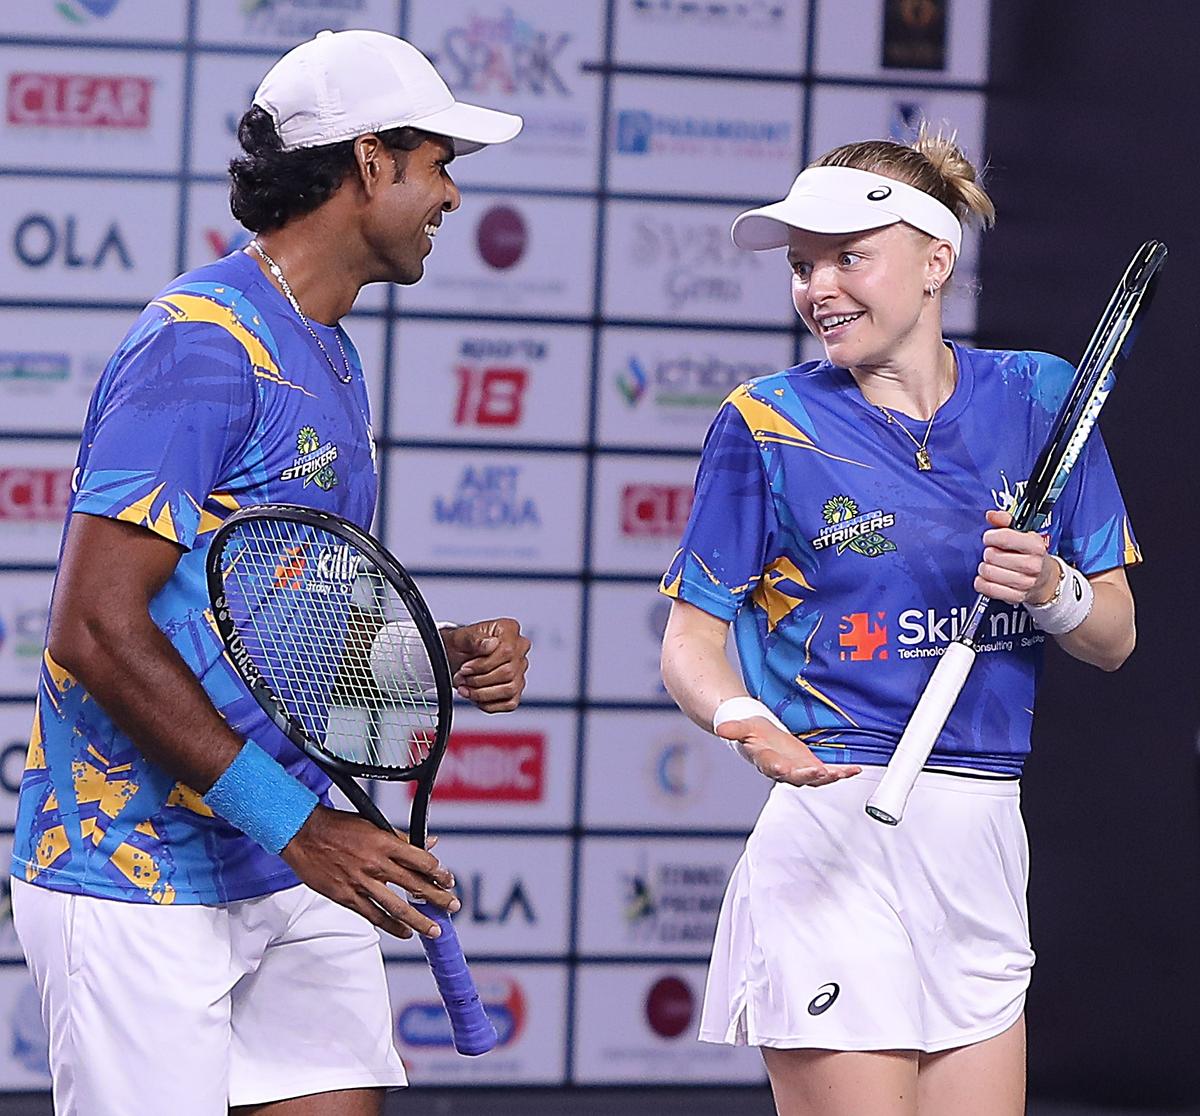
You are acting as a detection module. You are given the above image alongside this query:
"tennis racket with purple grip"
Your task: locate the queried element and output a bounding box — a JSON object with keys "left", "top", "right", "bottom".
{"left": 206, "top": 503, "right": 497, "bottom": 1055}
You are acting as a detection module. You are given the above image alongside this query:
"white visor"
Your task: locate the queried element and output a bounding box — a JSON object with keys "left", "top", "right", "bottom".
{"left": 731, "top": 166, "right": 962, "bottom": 257}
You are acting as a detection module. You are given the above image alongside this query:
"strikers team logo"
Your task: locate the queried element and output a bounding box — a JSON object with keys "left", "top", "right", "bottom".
{"left": 812, "top": 496, "right": 896, "bottom": 558}
{"left": 280, "top": 426, "right": 338, "bottom": 490}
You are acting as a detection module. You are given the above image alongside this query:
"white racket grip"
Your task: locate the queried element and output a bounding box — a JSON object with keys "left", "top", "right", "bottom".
{"left": 865, "top": 641, "right": 978, "bottom": 826}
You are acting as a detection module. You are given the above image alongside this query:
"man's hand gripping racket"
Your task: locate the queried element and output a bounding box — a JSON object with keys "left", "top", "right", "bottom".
{"left": 207, "top": 504, "right": 498, "bottom": 1055}
{"left": 866, "top": 240, "right": 1167, "bottom": 826}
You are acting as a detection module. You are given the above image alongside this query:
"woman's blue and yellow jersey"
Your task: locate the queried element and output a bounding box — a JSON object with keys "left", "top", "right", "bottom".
{"left": 11, "top": 251, "right": 377, "bottom": 904}
{"left": 661, "top": 345, "right": 1140, "bottom": 776}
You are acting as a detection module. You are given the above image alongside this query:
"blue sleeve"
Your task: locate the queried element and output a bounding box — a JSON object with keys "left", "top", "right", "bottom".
{"left": 1054, "top": 428, "right": 1141, "bottom": 574}
{"left": 659, "top": 400, "right": 777, "bottom": 620}
{"left": 73, "top": 320, "right": 256, "bottom": 550}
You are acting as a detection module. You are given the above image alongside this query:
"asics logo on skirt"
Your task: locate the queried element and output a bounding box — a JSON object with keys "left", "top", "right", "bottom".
{"left": 807, "top": 983, "right": 840, "bottom": 1016}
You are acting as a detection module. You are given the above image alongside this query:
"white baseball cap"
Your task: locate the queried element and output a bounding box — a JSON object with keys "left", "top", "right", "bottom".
{"left": 732, "top": 166, "right": 962, "bottom": 257}
{"left": 252, "top": 29, "right": 523, "bottom": 155}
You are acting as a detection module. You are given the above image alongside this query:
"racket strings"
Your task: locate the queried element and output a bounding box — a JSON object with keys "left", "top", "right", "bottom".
{"left": 218, "top": 519, "right": 439, "bottom": 772}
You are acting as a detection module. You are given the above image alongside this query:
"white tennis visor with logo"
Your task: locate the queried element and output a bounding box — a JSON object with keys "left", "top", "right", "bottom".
{"left": 731, "top": 166, "right": 962, "bottom": 257}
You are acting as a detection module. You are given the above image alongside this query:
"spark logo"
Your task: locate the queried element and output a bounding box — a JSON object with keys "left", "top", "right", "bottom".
{"left": 839, "top": 612, "right": 889, "bottom": 662}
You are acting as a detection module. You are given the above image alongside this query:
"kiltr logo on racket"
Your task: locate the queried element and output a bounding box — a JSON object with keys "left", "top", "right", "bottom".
{"left": 807, "top": 983, "right": 840, "bottom": 1015}
{"left": 811, "top": 495, "right": 896, "bottom": 557}
{"left": 280, "top": 425, "right": 339, "bottom": 489}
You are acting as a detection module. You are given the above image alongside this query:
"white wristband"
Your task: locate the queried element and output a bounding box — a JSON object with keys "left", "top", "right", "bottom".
{"left": 1023, "top": 554, "right": 1094, "bottom": 635}
{"left": 712, "top": 697, "right": 788, "bottom": 758}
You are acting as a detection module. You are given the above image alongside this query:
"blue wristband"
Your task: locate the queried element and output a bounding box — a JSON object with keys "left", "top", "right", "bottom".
{"left": 202, "top": 740, "right": 319, "bottom": 856}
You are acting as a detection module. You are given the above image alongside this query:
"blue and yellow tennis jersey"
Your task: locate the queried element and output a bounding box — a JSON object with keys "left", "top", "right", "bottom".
{"left": 661, "top": 345, "right": 1140, "bottom": 776}
{"left": 11, "top": 250, "right": 377, "bottom": 904}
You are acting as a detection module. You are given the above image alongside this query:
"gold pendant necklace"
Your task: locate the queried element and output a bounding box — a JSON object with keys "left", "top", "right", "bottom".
{"left": 877, "top": 407, "right": 936, "bottom": 471}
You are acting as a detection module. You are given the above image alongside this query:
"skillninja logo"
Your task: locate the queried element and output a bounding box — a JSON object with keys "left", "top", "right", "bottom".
{"left": 811, "top": 495, "right": 896, "bottom": 557}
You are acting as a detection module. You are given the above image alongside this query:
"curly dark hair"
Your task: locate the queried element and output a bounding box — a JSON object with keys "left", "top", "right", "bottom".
{"left": 228, "top": 107, "right": 432, "bottom": 232}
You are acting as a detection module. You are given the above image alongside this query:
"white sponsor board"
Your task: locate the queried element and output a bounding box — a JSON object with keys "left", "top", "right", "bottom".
{"left": 815, "top": 0, "right": 990, "bottom": 84}
{"left": 387, "top": 962, "right": 566, "bottom": 1083}
{"left": 577, "top": 835, "right": 744, "bottom": 957}
{"left": 0, "top": 835, "right": 24, "bottom": 963}
{"left": 597, "top": 326, "right": 792, "bottom": 450}
{"left": 415, "top": 576, "right": 580, "bottom": 701}
{"left": 390, "top": 320, "right": 590, "bottom": 446}
{"left": 0, "top": 574, "right": 53, "bottom": 700}
{"left": 188, "top": 52, "right": 274, "bottom": 177}
{"left": 0, "top": 178, "right": 177, "bottom": 303}
{"left": 399, "top": 194, "right": 596, "bottom": 317}
{"left": 0, "top": 440, "right": 75, "bottom": 564}
{"left": 385, "top": 448, "right": 585, "bottom": 573}
{"left": 0, "top": 964, "right": 51, "bottom": 1090}
{"left": 574, "top": 963, "right": 766, "bottom": 1083}
{"left": 183, "top": 182, "right": 387, "bottom": 310}
{"left": 373, "top": 707, "right": 575, "bottom": 830}
{"left": 410, "top": 0, "right": 604, "bottom": 191}
{"left": 342, "top": 314, "right": 387, "bottom": 430}
{"left": 196, "top": 0, "right": 400, "bottom": 48}
{"left": 3, "top": 0, "right": 186, "bottom": 43}
{"left": 379, "top": 835, "right": 570, "bottom": 960}
{"left": 583, "top": 710, "right": 767, "bottom": 831}
{"left": 586, "top": 581, "right": 672, "bottom": 703}
{"left": 0, "top": 308, "right": 128, "bottom": 435}
{"left": 603, "top": 200, "right": 794, "bottom": 325}
{"left": 0, "top": 705, "right": 34, "bottom": 831}
{"left": 590, "top": 454, "right": 699, "bottom": 577}
{"left": 608, "top": 76, "right": 800, "bottom": 200}
{"left": 0, "top": 47, "right": 186, "bottom": 174}
{"left": 612, "top": 0, "right": 807, "bottom": 73}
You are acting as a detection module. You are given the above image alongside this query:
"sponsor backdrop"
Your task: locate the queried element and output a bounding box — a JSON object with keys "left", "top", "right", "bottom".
{"left": 0, "top": 0, "right": 988, "bottom": 1090}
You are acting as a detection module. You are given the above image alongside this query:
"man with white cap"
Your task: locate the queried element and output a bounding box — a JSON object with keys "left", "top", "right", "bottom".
{"left": 660, "top": 132, "right": 1139, "bottom": 1115}
{"left": 10, "top": 30, "right": 529, "bottom": 1116}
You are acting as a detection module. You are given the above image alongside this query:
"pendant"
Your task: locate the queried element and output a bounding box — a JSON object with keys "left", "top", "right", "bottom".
{"left": 915, "top": 447, "right": 933, "bottom": 471}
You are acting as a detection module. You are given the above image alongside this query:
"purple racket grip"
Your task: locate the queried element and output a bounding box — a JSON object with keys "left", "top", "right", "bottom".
{"left": 413, "top": 901, "right": 498, "bottom": 1056}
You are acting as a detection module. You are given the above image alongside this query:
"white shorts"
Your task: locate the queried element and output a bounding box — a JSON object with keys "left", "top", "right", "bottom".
{"left": 11, "top": 879, "right": 407, "bottom": 1115}
{"left": 700, "top": 766, "right": 1033, "bottom": 1053}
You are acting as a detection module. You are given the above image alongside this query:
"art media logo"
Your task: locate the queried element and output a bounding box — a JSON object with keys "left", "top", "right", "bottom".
{"left": 7, "top": 72, "right": 153, "bottom": 129}
{"left": 434, "top": 465, "right": 541, "bottom": 530}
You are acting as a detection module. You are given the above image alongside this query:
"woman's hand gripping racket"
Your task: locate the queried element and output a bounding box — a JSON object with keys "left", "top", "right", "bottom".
{"left": 206, "top": 503, "right": 498, "bottom": 1055}
{"left": 866, "top": 239, "right": 1167, "bottom": 826}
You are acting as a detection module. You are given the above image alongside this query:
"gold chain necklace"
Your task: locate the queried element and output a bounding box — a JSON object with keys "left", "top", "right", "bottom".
{"left": 876, "top": 406, "right": 936, "bottom": 471}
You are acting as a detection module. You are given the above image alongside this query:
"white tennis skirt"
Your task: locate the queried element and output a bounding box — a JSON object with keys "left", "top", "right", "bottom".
{"left": 700, "top": 765, "right": 1034, "bottom": 1054}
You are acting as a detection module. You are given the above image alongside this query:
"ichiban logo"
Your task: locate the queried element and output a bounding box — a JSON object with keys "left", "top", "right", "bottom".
{"left": 6, "top": 72, "right": 152, "bottom": 129}
{"left": 812, "top": 495, "right": 896, "bottom": 558}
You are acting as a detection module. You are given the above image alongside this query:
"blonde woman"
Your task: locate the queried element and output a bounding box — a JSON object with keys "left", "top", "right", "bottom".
{"left": 660, "top": 134, "right": 1139, "bottom": 1115}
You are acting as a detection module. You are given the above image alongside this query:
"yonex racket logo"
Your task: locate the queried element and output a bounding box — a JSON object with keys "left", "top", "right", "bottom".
{"left": 866, "top": 186, "right": 892, "bottom": 201}
{"left": 807, "top": 983, "right": 840, "bottom": 1015}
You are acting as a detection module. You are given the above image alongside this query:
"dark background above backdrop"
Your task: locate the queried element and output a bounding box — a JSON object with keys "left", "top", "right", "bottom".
{"left": 981, "top": 1, "right": 1200, "bottom": 1106}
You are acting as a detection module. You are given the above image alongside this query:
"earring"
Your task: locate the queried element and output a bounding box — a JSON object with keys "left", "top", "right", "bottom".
{"left": 927, "top": 281, "right": 940, "bottom": 297}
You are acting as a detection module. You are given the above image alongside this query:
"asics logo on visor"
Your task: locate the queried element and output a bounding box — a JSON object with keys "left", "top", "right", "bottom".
{"left": 867, "top": 186, "right": 893, "bottom": 201}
